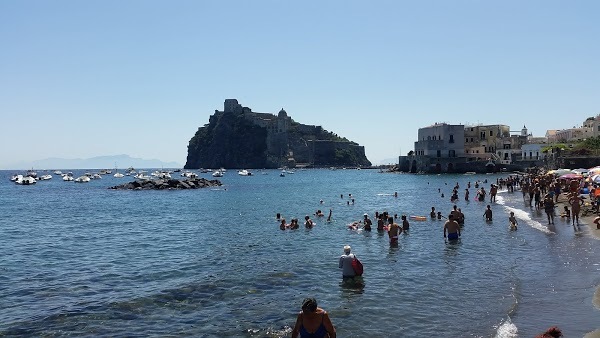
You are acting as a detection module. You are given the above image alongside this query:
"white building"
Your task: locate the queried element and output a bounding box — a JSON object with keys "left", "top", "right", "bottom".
{"left": 414, "top": 123, "right": 465, "bottom": 158}
{"left": 521, "top": 144, "right": 546, "bottom": 160}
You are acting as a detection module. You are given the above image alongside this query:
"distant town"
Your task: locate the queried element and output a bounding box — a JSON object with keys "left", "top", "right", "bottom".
{"left": 398, "top": 115, "right": 600, "bottom": 174}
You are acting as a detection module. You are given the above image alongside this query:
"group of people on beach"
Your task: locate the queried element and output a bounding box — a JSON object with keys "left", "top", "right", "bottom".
{"left": 286, "top": 170, "right": 586, "bottom": 337}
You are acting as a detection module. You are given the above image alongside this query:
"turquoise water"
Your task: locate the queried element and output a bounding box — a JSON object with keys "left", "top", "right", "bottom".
{"left": 1, "top": 169, "right": 599, "bottom": 337}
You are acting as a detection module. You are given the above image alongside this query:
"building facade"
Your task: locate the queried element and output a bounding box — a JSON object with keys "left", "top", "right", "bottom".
{"left": 414, "top": 123, "right": 465, "bottom": 158}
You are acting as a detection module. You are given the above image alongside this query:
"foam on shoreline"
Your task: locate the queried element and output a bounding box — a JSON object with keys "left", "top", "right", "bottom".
{"left": 502, "top": 205, "right": 554, "bottom": 234}
{"left": 494, "top": 317, "right": 518, "bottom": 338}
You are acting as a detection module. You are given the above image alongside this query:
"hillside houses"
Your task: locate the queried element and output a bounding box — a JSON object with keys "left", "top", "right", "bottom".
{"left": 399, "top": 114, "right": 600, "bottom": 173}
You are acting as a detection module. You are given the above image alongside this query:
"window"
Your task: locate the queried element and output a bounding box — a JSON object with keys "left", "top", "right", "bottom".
{"left": 437, "top": 150, "right": 441, "bottom": 158}
{"left": 465, "top": 138, "right": 469, "bottom": 143}
{"left": 433, "top": 136, "right": 436, "bottom": 140}
{"left": 427, "top": 136, "right": 431, "bottom": 140}
{"left": 471, "top": 138, "right": 474, "bottom": 142}
{"left": 503, "top": 144, "right": 511, "bottom": 149}
{"left": 449, "top": 135, "right": 455, "bottom": 143}
{"left": 449, "top": 150, "right": 456, "bottom": 157}
{"left": 480, "top": 132, "right": 486, "bottom": 139}
{"left": 529, "top": 152, "right": 532, "bottom": 159}
{"left": 490, "top": 130, "right": 493, "bottom": 136}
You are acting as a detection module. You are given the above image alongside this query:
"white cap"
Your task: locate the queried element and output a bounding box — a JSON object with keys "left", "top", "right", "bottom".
{"left": 343, "top": 245, "right": 351, "bottom": 252}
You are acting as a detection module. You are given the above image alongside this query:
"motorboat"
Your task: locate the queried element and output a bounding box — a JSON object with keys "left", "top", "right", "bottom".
{"left": 280, "top": 171, "right": 285, "bottom": 177}
{"left": 39, "top": 174, "right": 53, "bottom": 180}
{"left": 74, "top": 176, "right": 91, "bottom": 183}
{"left": 135, "top": 173, "right": 151, "bottom": 180}
{"left": 10, "top": 174, "right": 20, "bottom": 181}
{"left": 63, "top": 174, "right": 74, "bottom": 181}
{"left": 15, "top": 175, "right": 37, "bottom": 185}
{"left": 212, "top": 169, "right": 224, "bottom": 177}
{"left": 54, "top": 170, "right": 63, "bottom": 175}
{"left": 91, "top": 173, "right": 102, "bottom": 179}
{"left": 114, "top": 172, "right": 124, "bottom": 178}
{"left": 181, "top": 171, "right": 197, "bottom": 179}
{"left": 238, "top": 169, "right": 252, "bottom": 176}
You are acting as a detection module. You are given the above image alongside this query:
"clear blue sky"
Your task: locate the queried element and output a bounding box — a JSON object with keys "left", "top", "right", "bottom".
{"left": 1, "top": 0, "right": 598, "bottom": 167}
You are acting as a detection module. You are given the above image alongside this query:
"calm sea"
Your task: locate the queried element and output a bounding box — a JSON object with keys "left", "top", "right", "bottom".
{"left": 1, "top": 169, "right": 599, "bottom": 337}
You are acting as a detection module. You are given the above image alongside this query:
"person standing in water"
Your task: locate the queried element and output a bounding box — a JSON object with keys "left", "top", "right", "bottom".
{"left": 508, "top": 211, "right": 518, "bottom": 230}
{"left": 543, "top": 194, "right": 556, "bottom": 225}
{"left": 339, "top": 245, "right": 356, "bottom": 281}
{"left": 362, "top": 213, "right": 372, "bottom": 231}
{"left": 291, "top": 297, "right": 336, "bottom": 338}
{"left": 444, "top": 214, "right": 461, "bottom": 241}
{"left": 401, "top": 215, "right": 410, "bottom": 232}
{"left": 388, "top": 217, "right": 401, "bottom": 246}
{"left": 430, "top": 207, "right": 436, "bottom": 218}
{"left": 484, "top": 205, "right": 493, "bottom": 221}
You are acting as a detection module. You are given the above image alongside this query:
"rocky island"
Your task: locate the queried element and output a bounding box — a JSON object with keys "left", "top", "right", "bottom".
{"left": 109, "top": 178, "right": 222, "bottom": 190}
{"left": 184, "top": 99, "right": 371, "bottom": 169}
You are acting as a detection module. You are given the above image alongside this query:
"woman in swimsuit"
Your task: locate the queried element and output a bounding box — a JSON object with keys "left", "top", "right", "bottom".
{"left": 292, "top": 298, "right": 336, "bottom": 338}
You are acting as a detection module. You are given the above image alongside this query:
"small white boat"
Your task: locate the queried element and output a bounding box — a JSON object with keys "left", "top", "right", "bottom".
{"left": 464, "top": 172, "right": 476, "bottom": 175}
{"left": 39, "top": 174, "right": 53, "bottom": 180}
{"left": 238, "top": 169, "right": 252, "bottom": 176}
{"left": 74, "top": 176, "right": 91, "bottom": 183}
{"left": 91, "top": 173, "right": 102, "bottom": 179}
{"left": 212, "top": 170, "right": 224, "bottom": 177}
{"left": 114, "top": 172, "right": 124, "bottom": 178}
{"left": 10, "top": 174, "right": 20, "bottom": 181}
{"left": 181, "top": 171, "right": 197, "bottom": 179}
{"left": 63, "top": 174, "right": 74, "bottom": 181}
{"left": 54, "top": 170, "right": 63, "bottom": 175}
{"left": 15, "top": 175, "right": 37, "bottom": 185}
{"left": 280, "top": 171, "right": 285, "bottom": 177}
{"left": 135, "top": 173, "right": 151, "bottom": 180}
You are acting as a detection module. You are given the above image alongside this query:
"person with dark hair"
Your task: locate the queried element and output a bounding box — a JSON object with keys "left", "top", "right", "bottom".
{"left": 292, "top": 298, "right": 336, "bottom": 338}
{"left": 535, "top": 326, "right": 562, "bottom": 338}
{"left": 444, "top": 214, "right": 460, "bottom": 241}
{"left": 387, "top": 217, "right": 401, "bottom": 246}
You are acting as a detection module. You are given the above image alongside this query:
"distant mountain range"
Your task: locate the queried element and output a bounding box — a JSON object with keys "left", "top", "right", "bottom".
{"left": 2, "top": 155, "right": 182, "bottom": 170}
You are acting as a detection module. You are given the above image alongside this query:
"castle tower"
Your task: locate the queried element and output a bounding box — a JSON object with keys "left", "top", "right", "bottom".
{"left": 277, "top": 108, "right": 289, "bottom": 133}
{"left": 521, "top": 125, "right": 528, "bottom": 137}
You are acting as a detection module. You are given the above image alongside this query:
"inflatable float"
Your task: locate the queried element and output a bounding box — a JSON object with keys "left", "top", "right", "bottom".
{"left": 409, "top": 216, "right": 427, "bottom": 221}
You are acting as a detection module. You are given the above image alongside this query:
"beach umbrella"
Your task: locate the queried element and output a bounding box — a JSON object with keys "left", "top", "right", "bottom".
{"left": 549, "top": 168, "right": 572, "bottom": 176}
{"left": 559, "top": 173, "right": 583, "bottom": 180}
{"left": 588, "top": 166, "right": 600, "bottom": 175}
{"left": 591, "top": 174, "right": 600, "bottom": 183}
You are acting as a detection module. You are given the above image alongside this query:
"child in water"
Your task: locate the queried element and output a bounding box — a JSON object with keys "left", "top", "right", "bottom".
{"left": 560, "top": 206, "right": 571, "bottom": 219}
{"left": 508, "top": 211, "right": 518, "bottom": 231}
{"left": 484, "top": 205, "right": 493, "bottom": 221}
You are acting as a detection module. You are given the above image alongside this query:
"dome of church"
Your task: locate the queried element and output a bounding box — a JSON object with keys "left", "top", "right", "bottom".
{"left": 278, "top": 109, "right": 287, "bottom": 118}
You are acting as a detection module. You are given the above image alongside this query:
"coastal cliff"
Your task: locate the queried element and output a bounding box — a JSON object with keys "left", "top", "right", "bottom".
{"left": 184, "top": 99, "right": 371, "bottom": 169}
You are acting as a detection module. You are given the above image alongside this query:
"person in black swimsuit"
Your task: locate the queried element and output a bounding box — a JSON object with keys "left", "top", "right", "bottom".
{"left": 292, "top": 298, "right": 336, "bottom": 338}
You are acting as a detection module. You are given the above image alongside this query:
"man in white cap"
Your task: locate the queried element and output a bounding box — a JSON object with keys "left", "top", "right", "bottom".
{"left": 339, "top": 245, "right": 356, "bottom": 281}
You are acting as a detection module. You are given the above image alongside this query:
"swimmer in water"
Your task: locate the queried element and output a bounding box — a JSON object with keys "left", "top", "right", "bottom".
{"left": 305, "top": 215, "right": 314, "bottom": 228}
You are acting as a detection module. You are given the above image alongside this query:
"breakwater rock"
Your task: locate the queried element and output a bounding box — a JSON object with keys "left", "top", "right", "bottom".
{"left": 109, "top": 178, "right": 222, "bottom": 190}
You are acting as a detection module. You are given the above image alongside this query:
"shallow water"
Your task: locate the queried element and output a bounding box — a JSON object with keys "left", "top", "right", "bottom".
{"left": 1, "top": 169, "right": 598, "bottom": 337}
